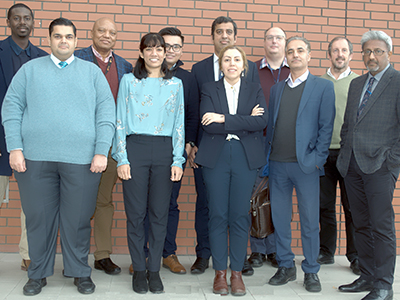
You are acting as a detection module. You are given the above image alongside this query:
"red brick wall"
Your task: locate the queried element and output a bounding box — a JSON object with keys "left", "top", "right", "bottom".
{"left": 1, "top": 0, "right": 400, "bottom": 256}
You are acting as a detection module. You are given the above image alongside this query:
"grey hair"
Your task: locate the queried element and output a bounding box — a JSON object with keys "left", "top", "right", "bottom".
{"left": 286, "top": 36, "right": 311, "bottom": 53}
{"left": 361, "top": 31, "right": 392, "bottom": 52}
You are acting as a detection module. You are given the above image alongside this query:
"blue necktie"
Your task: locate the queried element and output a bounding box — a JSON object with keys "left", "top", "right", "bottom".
{"left": 59, "top": 61, "right": 68, "bottom": 69}
{"left": 357, "top": 77, "right": 375, "bottom": 119}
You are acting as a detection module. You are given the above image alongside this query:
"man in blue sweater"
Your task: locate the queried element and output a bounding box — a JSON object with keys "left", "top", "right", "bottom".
{"left": 1, "top": 18, "right": 115, "bottom": 296}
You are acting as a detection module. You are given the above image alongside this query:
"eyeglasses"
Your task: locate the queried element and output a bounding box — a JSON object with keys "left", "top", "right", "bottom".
{"left": 265, "top": 35, "right": 285, "bottom": 42}
{"left": 165, "top": 43, "right": 182, "bottom": 52}
{"left": 361, "top": 49, "right": 386, "bottom": 56}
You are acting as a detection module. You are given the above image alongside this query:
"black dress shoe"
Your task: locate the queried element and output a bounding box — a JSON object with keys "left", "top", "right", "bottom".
{"left": 248, "top": 252, "right": 266, "bottom": 268}
{"left": 94, "top": 258, "right": 121, "bottom": 275}
{"left": 267, "top": 252, "right": 279, "bottom": 268}
{"left": 316, "top": 253, "right": 334, "bottom": 264}
{"left": 304, "top": 273, "right": 321, "bottom": 292}
{"left": 269, "top": 266, "right": 296, "bottom": 285}
{"left": 242, "top": 258, "right": 254, "bottom": 276}
{"left": 147, "top": 271, "right": 164, "bottom": 294}
{"left": 362, "top": 288, "right": 393, "bottom": 300}
{"left": 132, "top": 270, "right": 148, "bottom": 294}
{"left": 23, "top": 278, "right": 47, "bottom": 296}
{"left": 339, "top": 278, "right": 373, "bottom": 292}
{"left": 350, "top": 258, "right": 361, "bottom": 275}
{"left": 74, "top": 277, "right": 95, "bottom": 294}
{"left": 190, "top": 257, "right": 209, "bottom": 274}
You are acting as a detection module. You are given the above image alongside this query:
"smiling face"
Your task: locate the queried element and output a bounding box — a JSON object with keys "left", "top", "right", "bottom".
{"left": 362, "top": 39, "right": 391, "bottom": 76}
{"left": 91, "top": 18, "right": 117, "bottom": 55}
{"left": 212, "top": 22, "right": 237, "bottom": 56}
{"left": 163, "top": 34, "right": 183, "bottom": 69}
{"left": 286, "top": 39, "right": 310, "bottom": 74}
{"left": 220, "top": 48, "right": 245, "bottom": 85}
{"left": 48, "top": 25, "right": 77, "bottom": 61}
{"left": 7, "top": 7, "right": 34, "bottom": 39}
{"left": 140, "top": 45, "right": 166, "bottom": 75}
{"left": 329, "top": 38, "right": 353, "bottom": 73}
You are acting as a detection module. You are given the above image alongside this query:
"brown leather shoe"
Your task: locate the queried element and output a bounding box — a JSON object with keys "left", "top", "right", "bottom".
{"left": 213, "top": 270, "right": 228, "bottom": 295}
{"left": 231, "top": 270, "right": 246, "bottom": 296}
{"left": 21, "top": 259, "right": 31, "bottom": 271}
{"left": 162, "top": 254, "right": 186, "bottom": 274}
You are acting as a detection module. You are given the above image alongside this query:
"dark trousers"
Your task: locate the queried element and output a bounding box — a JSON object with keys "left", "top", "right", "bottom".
{"left": 269, "top": 161, "right": 320, "bottom": 274}
{"left": 319, "top": 149, "right": 357, "bottom": 262}
{"left": 193, "top": 167, "right": 211, "bottom": 259}
{"left": 344, "top": 154, "right": 398, "bottom": 289}
{"left": 15, "top": 160, "right": 101, "bottom": 279}
{"left": 123, "top": 135, "right": 173, "bottom": 272}
{"left": 202, "top": 140, "right": 257, "bottom": 271}
{"left": 144, "top": 151, "right": 188, "bottom": 258}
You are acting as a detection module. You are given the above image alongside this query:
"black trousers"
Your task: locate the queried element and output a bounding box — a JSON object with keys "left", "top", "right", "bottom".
{"left": 319, "top": 149, "right": 357, "bottom": 262}
{"left": 123, "top": 135, "right": 173, "bottom": 272}
{"left": 344, "top": 153, "right": 398, "bottom": 289}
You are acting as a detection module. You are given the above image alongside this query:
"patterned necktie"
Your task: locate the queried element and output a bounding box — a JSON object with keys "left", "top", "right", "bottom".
{"left": 58, "top": 61, "right": 68, "bottom": 69}
{"left": 357, "top": 77, "right": 375, "bottom": 118}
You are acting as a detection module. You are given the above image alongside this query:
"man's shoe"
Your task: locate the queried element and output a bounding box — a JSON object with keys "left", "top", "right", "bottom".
{"left": 94, "top": 258, "right": 121, "bottom": 275}
{"left": 231, "top": 270, "right": 246, "bottom": 296}
{"left": 362, "top": 288, "right": 393, "bottom": 300}
{"left": 21, "top": 259, "right": 31, "bottom": 271}
{"left": 147, "top": 271, "right": 164, "bottom": 294}
{"left": 266, "top": 252, "right": 279, "bottom": 268}
{"left": 242, "top": 258, "right": 254, "bottom": 276}
{"left": 213, "top": 270, "right": 228, "bottom": 295}
{"left": 73, "top": 277, "right": 95, "bottom": 294}
{"left": 248, "top": 252, "right": 266, "bottom": 268}
{"left": 304, "top": 273, "right": 321, "bottom": 292}
{"left": 190, "top": 257, "right": 209, "bottom": 274}
{"left": 269, "top": 266, "right": 296, "bottom": 285}
{"left": 132, "top": 270, "right": 148, "bottom": 294}
{"left": 350, "top": 258, "right": 361, "bottom": 275}
{"left": 316, "top": 253, "right": 334, "bottom": 264}
{"left": 339, "top": 278, "right": 374, "bottom": 292}
{"left": 23, "top": 278, "right": 47, "bottom": 296}
{"left": 129, "top": 264, "right": 133, "bottom": 275}
{"left": 162, "top": 254, "right": 186, "bottom": 274}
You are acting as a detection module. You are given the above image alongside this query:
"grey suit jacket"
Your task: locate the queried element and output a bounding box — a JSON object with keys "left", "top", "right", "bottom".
{"left": 337, "top": 65, "right": 400, "bottom": 177}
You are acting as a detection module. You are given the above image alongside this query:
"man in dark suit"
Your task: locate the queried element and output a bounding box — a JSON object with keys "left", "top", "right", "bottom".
{"left": 0, "top": 3, "right": 48, "bottom": 271}
{"left": 75, "top": 17, "right": 132, "bottom": 275}
{"left": 265, "top": 36, "right": 335, "bottom": 292}
{"left": 190, "top": 16, "right": 260, "bottom": 275}
{"left": 337, "top": 31, "right": 400, "bottom": 300}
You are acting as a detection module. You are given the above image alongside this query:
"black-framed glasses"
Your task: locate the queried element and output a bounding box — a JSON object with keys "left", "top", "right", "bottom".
{"left": 362, "top": 49, "right": 386, "bottom": 56}
{"left": 165, "top": 43, "right": 182, "bottom": 52}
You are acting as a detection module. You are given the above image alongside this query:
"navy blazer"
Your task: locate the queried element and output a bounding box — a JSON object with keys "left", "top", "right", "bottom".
{"left": 0, "top": 37, "right": 48, "bottom": 176}
{"left": 265, "top": 73, "right": 335, "bottom": 175}
{"left": 191, "top": 55, "right": 261, "bottom": 145}
{"left": 195, "top": 79, "right": 268, "bottom": 170}
{"left": 74, "top": 46, "right": 133, "bottom": 83}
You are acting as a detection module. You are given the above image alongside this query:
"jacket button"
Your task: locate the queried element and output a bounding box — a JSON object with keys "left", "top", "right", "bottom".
{"left": 268, "top": 141, "right": 271, "bottom": 145}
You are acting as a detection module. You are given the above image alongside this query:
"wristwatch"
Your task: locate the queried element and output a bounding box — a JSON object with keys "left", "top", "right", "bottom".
{"left": 188, "top": 141, "right": 195, "bottom": 147}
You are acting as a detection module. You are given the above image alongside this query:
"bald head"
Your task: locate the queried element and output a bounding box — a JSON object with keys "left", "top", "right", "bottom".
{"left": 91, "top": 17, "right": 117, "bottom": 56}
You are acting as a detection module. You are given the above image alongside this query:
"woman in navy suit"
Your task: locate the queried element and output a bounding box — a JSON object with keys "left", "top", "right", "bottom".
{"left": 195, "top": 45, "right": 268, "bottom": 296}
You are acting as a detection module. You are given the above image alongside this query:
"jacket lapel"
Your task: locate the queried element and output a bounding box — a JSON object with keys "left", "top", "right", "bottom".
{"left": 236, "top": 79, "right": 248, "bottom": 114}
{"left": 216, "top": 79, "right": 230, "bottom": 115}
{"left": 0, "top": 37, "right": 14, "bottom": 86}
{"left": 273, "top": 81, "right": 286, "bottom": 124}
{"left": 297, "top": 74, "right": 316, "bottom": 117}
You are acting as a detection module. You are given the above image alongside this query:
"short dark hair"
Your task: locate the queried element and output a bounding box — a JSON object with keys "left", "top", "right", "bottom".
{"left": 211, "top": 16, "right": 237, "bottom": 38}
{"left": 49, "top": 18, "right": 76, "bottom": 36}
{"left": 328, "top": 36, "right": 353, "bottom": 55}
{"left": 7, "top": 3, "right": 33, "bottom": 20}
{"left": 158, "top": 27, "right": 184, "bottom": 44}
{"left": 133, "top": 33, "right": 172, "bottom": 80}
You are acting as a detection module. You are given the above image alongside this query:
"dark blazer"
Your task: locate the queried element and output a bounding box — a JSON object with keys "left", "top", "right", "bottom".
{"left": 191, "top": 55, "right": 261, "bottom": 145}
{"left": 265, "top": 73, "right": 335, "bottom": 175}
{"left": 337, "top": 65, "right": 400, "bottom": 177}
{"left": 74, "top": 46, "right": 133, "bottom": 83}
{"left": 195, "top": 79, "right": 268, "bottom": 170}
{"left": 0, "top": 36, "right": 48, "bottom": 176}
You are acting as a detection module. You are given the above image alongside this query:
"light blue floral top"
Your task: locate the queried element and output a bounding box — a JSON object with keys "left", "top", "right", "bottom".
{"left": 112, "top": 73, "right": 185, "bottom": 168}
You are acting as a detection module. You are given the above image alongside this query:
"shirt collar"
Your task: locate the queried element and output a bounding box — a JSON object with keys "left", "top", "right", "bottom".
{"left": 260, "top": 57, "right": 288, "bottom": 70}
{"left": 9, "top": 37, "right": 31, "bottom": 57}
{"left": 50, "top": 53, "right": 75, "bottom": 68}
{"left": 286, "top": 69, "right": 309, "bottom": 88}
{"left": 91, "top": 45, "right": 113, "bottom": 63}
{"left": 170, "top": 60, "right": 184, "bottom": 71}
{"left": 367, "top": 63, "right": 390, "bottom": 82}
{"left": 223, "top": 78, "right": 241, "bottom": 94}
{"left": 326, "top": 67, "right": 352, "bottom": 80}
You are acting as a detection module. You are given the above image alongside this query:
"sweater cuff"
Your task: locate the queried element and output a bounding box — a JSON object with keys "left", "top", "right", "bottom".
{"left": 95, "top": 141, "right": 111, "bottom": 157}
